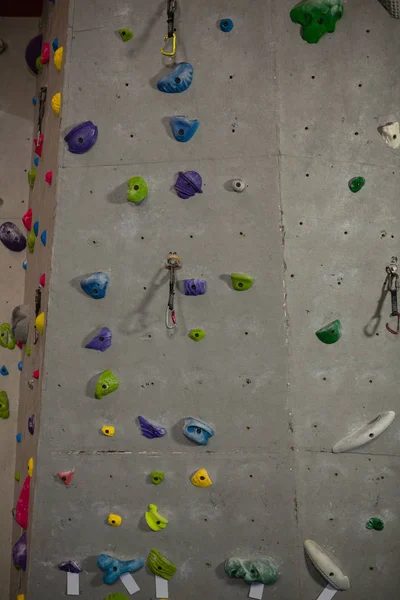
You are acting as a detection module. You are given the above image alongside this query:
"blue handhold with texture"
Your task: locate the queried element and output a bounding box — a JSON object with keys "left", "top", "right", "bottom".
{"left": 16, "top": 433, "right": 22, "bottom": 443}
{"left": 33, "top": 157, "right": 39, "bottom": 166}
{"left": 170, "top": 116, "right": 199, "bottom": 142}
{"left": 182, "top": 417, "right": 214, "bottom": 445}
{"left": 220, "top": 18, "right": 234, "bottom": 32}
{"left": 18, "top": 361, "right": 23, "bottom": 371}
{"left": 41, "top": 230, "right": 47, "bottom": 246}
{"left": 33, "top": 221, "right": 39, "bottom": 237}
{"left": 80, "top": 272, "right": 109, "bottom": 299}
{"left": 85, "top": 327, "right": 112, "bottom": 351}
{"left": 0, "top": 366, "right": 9, "bottom": 376}
{"left": 97, "top": 554, "right": 144, "bottom": 584}
{"left": 52, "top": 37, "right": 59, "bottom": 51}
{"left": 157, "top": 62, "right": 194, "bottom": 94}
{"left": 32, "top": 96, "right": 37, "bottom": 106}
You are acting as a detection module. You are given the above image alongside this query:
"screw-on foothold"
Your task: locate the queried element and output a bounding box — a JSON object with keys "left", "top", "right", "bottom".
{"left": 34, "top": 157, "right": 39, "bottom": 167}
{"left": 16, "top": 433, "right": 22, "bottom": 443}
{"left": 51, "top": 92, "right": 61, "bottom": 115}
{"left": 191, "top": 468, "right": 212, "bottom": 487}
{"left": 45, "top": 171, "right": 52, "bottom": 185}
{"left": 188, "top": 328, "right": 206, "bottom": 342}
{"left": 348, "top": 176, "right": 365, "bottom": 193}
{"left": 119, "top": 28, "right": 133, "bottom": 42}
{"left": 27, "top": 457, "right": 34, "bottom": 477}
{"left": 26, "top": 346, "right": 31, "bottom": 356}
{"left": 28, "top": 414, "right": 35, "bottom": 434}
{"left": 15, "top": 471, "right": 20, "bottom": 481}
{"left": 145, "top": 504, "right": 168, "bottom": 531}
{"left": 231, "top": 273, "right": 254, "bottom": 291}
{"left": 35, "top": 312, "right": 45, "bottom": 334}
{"left": 0, "top": 366, "right": 9, "bottom": 376}
{"left": 52, "top": 37, "right": 59, "bottom": 51}
{"left": 22, "top": 209, "right": 32, "bottom": 231}
{"left": 0, "top": 392, "right": 10, "bottom": 419}
{"left": 41, "top": 230, "right": 47, "bottom": 246}
{"left": 18, "top": 361, "right": 23, "bottom": 371}
{"left": 39, "top": 273, "right": 46, "bottom": 287}
{"left": 33, "top": 221, "right": 39, "bottom": 236}
{"left": 101, "top": 425, "right": 115, "bottom": 436}
{"left": 58, "top": 470, "right": 74, "bottom": 485}
{"left": 32, "top": 96, "right": 37, "bottom": 106}
{"left": 108, "top": 513, "right": 122, "bottom": 527}
{"left": 315, "top": 319, "right": 342, "bottom": 344}
{"left": 232, "top": 179, "right": 245, "bottom": 192}
{"left": 127, "top": 176, "right": 148, "bottom": 204}
{"left": 80, "top": 272, "right": 109, "bottom": 299}
{"left": 28, "top": 169, "right": 36, "bottom": 189}
{"left": 59, "top": 561, "right": 82, "bottom": 574}
{"left": 95, "top": 369, "right": 119, "bottom": 399}
{"left": 151, "top": 471, "right": 165, "bottom": 485}
{"left": 54, "top": 46, "right": 63, "bottom": 71}
{"left": 27, "top": 229, "right": 35, "bottom": 254}
{"left": 366, "top": 517, "right": 384, "bottom": 531}
{"left": 32, "top": 370, "right": 40, "bottom": 379}
{"left": 220, "top": 18, "right": 234, "bottom": 32}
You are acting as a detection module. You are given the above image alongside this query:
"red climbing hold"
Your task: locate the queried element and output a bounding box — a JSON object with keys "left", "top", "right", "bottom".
{"left": 33, "top": 370, "right": 40, "bottom": 379}
{"left": 41, "top": 42, "right": 50, "bottom": 64}
{"left": 39, "top": 273, "right": 45, "bottom": 287}
{"left": 58, "top": 470, "right": 74, "bottom": 486}
{"left": 22, "top": 209, "right": 32, "bottom": 231}
{"left": 16, "top": 476, "right": 31, "bottom": 530}
{"left": 16, "top": 341, "right": 23, "bottom": 349}
{"left": 34, "top": 134, "right": 44, "bottom": 157}
{"left": 45, "top": 171, "right": 52, "bottom": 185}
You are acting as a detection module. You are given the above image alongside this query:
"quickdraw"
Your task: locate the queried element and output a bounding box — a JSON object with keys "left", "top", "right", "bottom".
{"left": 385, "top": 256, "right": 400, "bottom": 334}
{"left": 161, "top": 0, "right": 177, "bottom": 58}
{"left": 165, "top": 252, "right": 182, "bottom": 329}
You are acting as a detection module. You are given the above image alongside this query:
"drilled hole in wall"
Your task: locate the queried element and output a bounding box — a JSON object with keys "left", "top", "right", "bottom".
{"left": 244, "top": 331, "right": 248, "bottom": 335}
{"left": 311, "top": 75, "right": 315, "bottom": 79}
{"left": 358, "top": 83, "right": 362, "bottom": 87}
{"left": 249, "top": 474, "right": 253, "bottom": 478}
{"left": 369, "top": 433, "right": 374, "bottom": 438}
{"left": 354, "top": 132, "right": 359, "bottom": 136}
{"left": 305, "top": 173, "right": 309, "bottom": 177}
{"left": 344, "top": 231, "right": 348, "bottom": 235}
{"left": 299, "top": 221, "right": 303, "bottom": 225}
{"left": 305, "top": 126, "right": 309, "bottom": 131}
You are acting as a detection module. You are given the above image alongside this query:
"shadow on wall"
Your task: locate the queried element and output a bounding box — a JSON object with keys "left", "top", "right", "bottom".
{"left": 1, "top": 0, "right": 43, "bottom": 17}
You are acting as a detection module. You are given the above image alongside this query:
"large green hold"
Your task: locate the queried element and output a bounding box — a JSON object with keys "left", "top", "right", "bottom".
{"left": 147, "top": 549, "right": 176, "bottom": 580}
{"left": 0, "top": 391, "right": 10, "bottom": 419}
{"left": 95, "top": 369, "right": 119, "bottom": 399}
{"left": 366, "top": 517, "right": 384, "bottom": 531}
{"left": 348, "top": 177, "right": 365, "bottom": 193}
{"left": 290, "top": 0, "right": 344, "bottom": 44}
{"left": 127, "top": 176, "right": 148, "bottom": 204}
{"left": 231, "top": 273, "right": 254, "bottom": 291}
{"left": 315, "top": 319, "right": 342, "bottom": 344}
{"left": 225, "top": 557, "right": 279, "bottom": 585}
{"left": 0, "top": 324, "right": 16, "bottom": 350}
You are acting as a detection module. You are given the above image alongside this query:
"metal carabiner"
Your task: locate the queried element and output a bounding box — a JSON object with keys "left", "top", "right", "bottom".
{"left": 165, "top": 252, "right": 182, "bottom": 329}
{"left": 386, "top": 313, "right": 400, "bottom": 334}
{"left": 160, "top": 32, "right": 177, "bottom": 57}
{"left": 385, "top": 257, "right": 399, "bottom": 334}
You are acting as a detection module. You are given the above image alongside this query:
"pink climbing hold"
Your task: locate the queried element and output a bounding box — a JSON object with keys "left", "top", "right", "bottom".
{"left": 22, "top": 209, "right": 32, "bottom": 231}
{"left": 45, "top": 171, "right": 52, "bottom": 185}
{"left": 39, "top": 273, "right": 45, "bottom": 287}
{"left": 58, "top": 470, "right": 74, "bottom": 486}
{"left": 41, "top": 42, "right": 50, "bottom": 64}
{"left": 16, "top": 476, "right": 31, "bottom": 530}
{"left": 34, "top": 133, "right": 44, "bottom": 157}
{"left": 33, "top": 370, "right": 40, "bottom": 379}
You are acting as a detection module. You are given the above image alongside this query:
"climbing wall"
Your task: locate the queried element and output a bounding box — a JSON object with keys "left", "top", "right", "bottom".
{"left": 9, "top": 0, "right": 400, "bottom": 599}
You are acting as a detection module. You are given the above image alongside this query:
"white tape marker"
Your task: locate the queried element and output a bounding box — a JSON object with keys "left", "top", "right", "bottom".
{"left": 155, "top": 575, "right": 169, "bottom": 598}
{"left": 317, "top": 584, "right": 337, "bottom": 600}
{"left": 66, "top": 572, "right": 79, "bottom": 596}
{"left": 120, "top": 573, "right": 140, "bottom": 595}
{"left": 249, "top": 583, "right": 264, "bottom": 599}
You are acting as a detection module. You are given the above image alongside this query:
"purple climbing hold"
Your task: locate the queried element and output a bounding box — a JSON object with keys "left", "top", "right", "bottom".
{"left": 0, "top": 222, "right": 27, "bottom": 252}
{"left": 28, "top": 414, "right": 35, "bottom": 435}
{"left": 12, "top": 532, "right": 27, "bottom": 570}
{"left": 85, "top": 327, "right": 112, "bottom": 352}
{"left": 138, "top": 416, "right": 166, "bottom": 439}
{"left": 183, "top": 279, "right": 207, "bottom": 296}
{"left": 174, "top": 171, "right": 203, "bottom": 199}
{"left": 59, "top": 560, "right": 82, "bottom": 573}
{"left": 64, "top": 121, "right": 98, "bottom": 154}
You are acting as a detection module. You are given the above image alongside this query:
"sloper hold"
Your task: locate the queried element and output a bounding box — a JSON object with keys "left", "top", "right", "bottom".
{"left": 28, "top": 169, "right": 36, "bottom": 189}
{"left": 58, "top": 470, "right": 74, "bottom": 485}
{"left": 54, "top": 46, "right": 63, "bottom": 70}
{"left": 191, "top": 468, "right": 212, "bottom": 487}
{"left": 157, "top": 62, "right": 194, "bottom": 93}
{"left": 183, "top": 279, "right": 207, "bottom": 296}
{"left": 119, "top": 28, "right": 133, "bottom": 41}
{"left": 101, "top": 425, "right": 115, "bottom": 436}
{"left": 41, "top": 42, "right": 50, "bottom": 63}
{"left": 0, "top": 324, "right": 16, "bottom": 349}
{"left": 27, "top": 229, "right": 35, "bottom": 253}
{"left": 225, "top": 557, "right": 279, "bottom": 585}
{"left": 59, "top": 560, "right": 82, "bottom": 573}
{"left": 35, "top": 312, "right": 45, "bottom": 334}
{"left": 12, "top": 532, "right": 27, "bottom": 571}
{"left": 304, "top": 539, "right": 350, "bottom": 590}
{"left": 16, "top": 476, "right": 31, "bottom": 530}
{"left": 379, "top": 122, "right": 400, "bottom": 149}
{"left": 0, "top": 222, "right": 26, "bottom": 252}
{"left": 348, "top": 176, "right": 365, "bottom": 193}
{"left": 182, "top": 417, "right": 214, "bottom": 445}
{"left": 51, "top": 92, "right": 61, "bottom": 115}
{"left": 27, "top": 457, "right": 34, "bottom": 477}
{"left": 174, "top": 170, "right": 203, "bottom": 199}
{"left": 0, "top": 391, "right": 10, "bottom": 419}
{"left": 231, "top": 272, "right": 254, "bottom": 291}
{"left": 145, "top": 504, "right": 168, "bottom": 531}
{"left": 332, "top": 411, "right": 395, "bottom": 453}
{"left": 290, "top": 0, "right": 344, "bottom": 44}
{"left": 147, "top": 549, "right": 176, "bottom": 580}
{"left": 81, "top": 272, "right": 109, "bottom": 299}
{"left": 138, "top": 415, "right": 166, "bottom": 438}
{"left": 170, "top": 116, "right": 199, "bottom": 142}
{"left": 64, "top": 121, "right": 98, "bottom": 154}
{"left": 85, "top": 327, "right": 112, "bottom": 351}
{"left": 22, "top": 209, "right": 32, "bottom": 231}
{"left": 0, "top": 366, "right": 8, "bottom": 376}
{"left": 97, "top": 554, "right": 144, "bottom": 584}
{"left": 127, "top": 176, "right": 148, "bottom": 204}
{"left": 95, "top": 369, "right": 119, "bottom": 399}
{"left": 40, "top": 230, "right": 47, "bottom": 246}
{"left": 189, "top": 328, "right": 206, "bottom": 342}
{"left": 151, "top": 471, "right": 164, "bottom": 485}
{"left": 315, "top": 319, "right": 342, "bottom": 344}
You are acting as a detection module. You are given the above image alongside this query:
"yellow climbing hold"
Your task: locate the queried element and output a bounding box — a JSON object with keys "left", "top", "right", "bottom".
{"left": 35, "top": 312, "right": 45, "bottom": 334}
{"left": 108, "top": 513, "right": 122, "bottom": 527}
{"left": 101, "top": 425, "right": 115, "bottom": 437}
{"left": 27, "top": 457, "right": 34, "bottom": 477}
{"left": 54, "top": 47, "right": 63, "bottom": 71}
{"left": 191, "top": 468, "right": 212, "bottom": 488}
{"left": 145, "top": 504, "right": 168, "bottom": 531}
{"left": 17, "top": 595, "right": 25, "bottom": 600}
{"left": 51, "top": 92, "right": 61, "bottom": 115}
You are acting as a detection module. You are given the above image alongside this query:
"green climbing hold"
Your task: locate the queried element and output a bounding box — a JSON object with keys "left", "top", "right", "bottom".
{"left": 15, "top": 471, "right": 20, "bottom": 482}
{"left": 127, "top": 176, "right": 148, "bottom": 204}
{"left": 290, "top": 0, "right": 344, "bottom": 44}
{"left": 151, "top": 471, "right": 165, "bottom": 485}
{"left": 36, "top": 56, "right": 43, "bottom": 74}
{"left": 147, "top": 549, "right": 176, "bottom": 580}
{"left": 104, "top": 594, "right": 130, "bottom": 600}
{"left": 27, "top": 229, "right": 35, "bottom": 254}
{"left": 315, "top": 319, "right": 342, "bottom": 344}
{"left": 26, "top": 346, "right": 31, "bottom": 357}
{"left": 0, "top": 391, "right": 10, "bottom": 419}
{"left": 348, "top": 177, "right": 365, "bottom": 193}
{"left": 28, "top": 169, "right": 36, "bottom": 189}
{"left": 225, "top": 557, "right": 279, "bottom": 585}
{"left": 95, "top": 369, "right": 119, "bottom": 399}
{"left": 189, "top": 328, "right": 206, "bottom": 342}
{"left": 119, "top": 28, "right": 133, "bottom": 42}
{"left": 366, "top": 517, "right": 384, "bottom": 531}
{"left": 231, "top": 273, "right": 254, "bottom": 291}
{"left": 0, "top": 324, "right": 16, "bottom": 350}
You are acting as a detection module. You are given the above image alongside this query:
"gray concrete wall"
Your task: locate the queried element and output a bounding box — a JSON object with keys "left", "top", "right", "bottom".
{"left": 23, "top": 1, "right": 400, "bottom": 599}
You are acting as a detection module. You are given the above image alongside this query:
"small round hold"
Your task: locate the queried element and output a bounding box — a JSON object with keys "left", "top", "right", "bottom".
{"left": 232, "top": 179, "right": 245, "bottom": 193}
{"left": 220, "top": 18, "right": 234, "bottom": 32}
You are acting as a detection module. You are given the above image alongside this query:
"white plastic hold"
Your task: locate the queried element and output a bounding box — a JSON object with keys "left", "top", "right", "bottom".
{"left": 304, "top": 540, "right": 350, "bottom": 591}
{"left": 379, "top": 122, "right": 400, "bottom": 149}
{"left": 332, "top": 411, "right": 395, "bottom": 454}
{"left": 232, "top": 179, "right": 245, "bottom": 192}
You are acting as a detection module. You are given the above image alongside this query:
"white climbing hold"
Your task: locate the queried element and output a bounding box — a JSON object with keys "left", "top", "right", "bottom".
{"left": 232, "top": 179, "right": 245, "bottom": 193}
{"left": 379, "top": 122, "right": 400, "bottom": 149}
{"left": 332, "top": 411, "right": 395, "bottom": 453}
{"left": 304, "top": 540, "right": 350, "bottom": 591}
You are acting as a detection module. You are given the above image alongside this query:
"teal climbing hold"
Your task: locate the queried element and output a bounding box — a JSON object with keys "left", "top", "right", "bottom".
{"left": 290, "top": 0, "right": 344, "bottom": 44}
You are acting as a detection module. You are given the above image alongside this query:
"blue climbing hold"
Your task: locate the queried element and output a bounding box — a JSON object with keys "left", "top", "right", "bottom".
{"left": 41, "top": 230, "right": 47, "bottom": 246}
{"left": 182, "top": 417, "right": 214, "bottom": 445}
{"left": 33, "top": 157, "right": 39, "bottom": 167}
{"left": 33, "top": 221, "right": 39, "bottom": 237}
{"left": 52, "top": 37, "right": 59, "bottom": 52}
{"left": 220, "top": 18, "right": 234, "bottom": 32}
{"left": 18, "top": 361, "right": 23, "bottom": 372}
{"left": 80, "top": 272, "right": 109, "bottom": 299}
{"left": 22, "top": 260, "right": 27, "bottom": 270}
{"left": 97, "top": 554, "right": 144, "bottom": 584}
{"left": 0, "top": 366, "right": 9, "bottom": 376}
{"left": 16, "top": 433, "right": 22, "bottom": 443}
{"left": 170, "top": 116, "right": 199, "bottom": 142}
{"left": 157, "top": 62, "right": 194, "bottom": 94}
{"left": 32, "top": 96, "right": 37, "bottom": 106}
